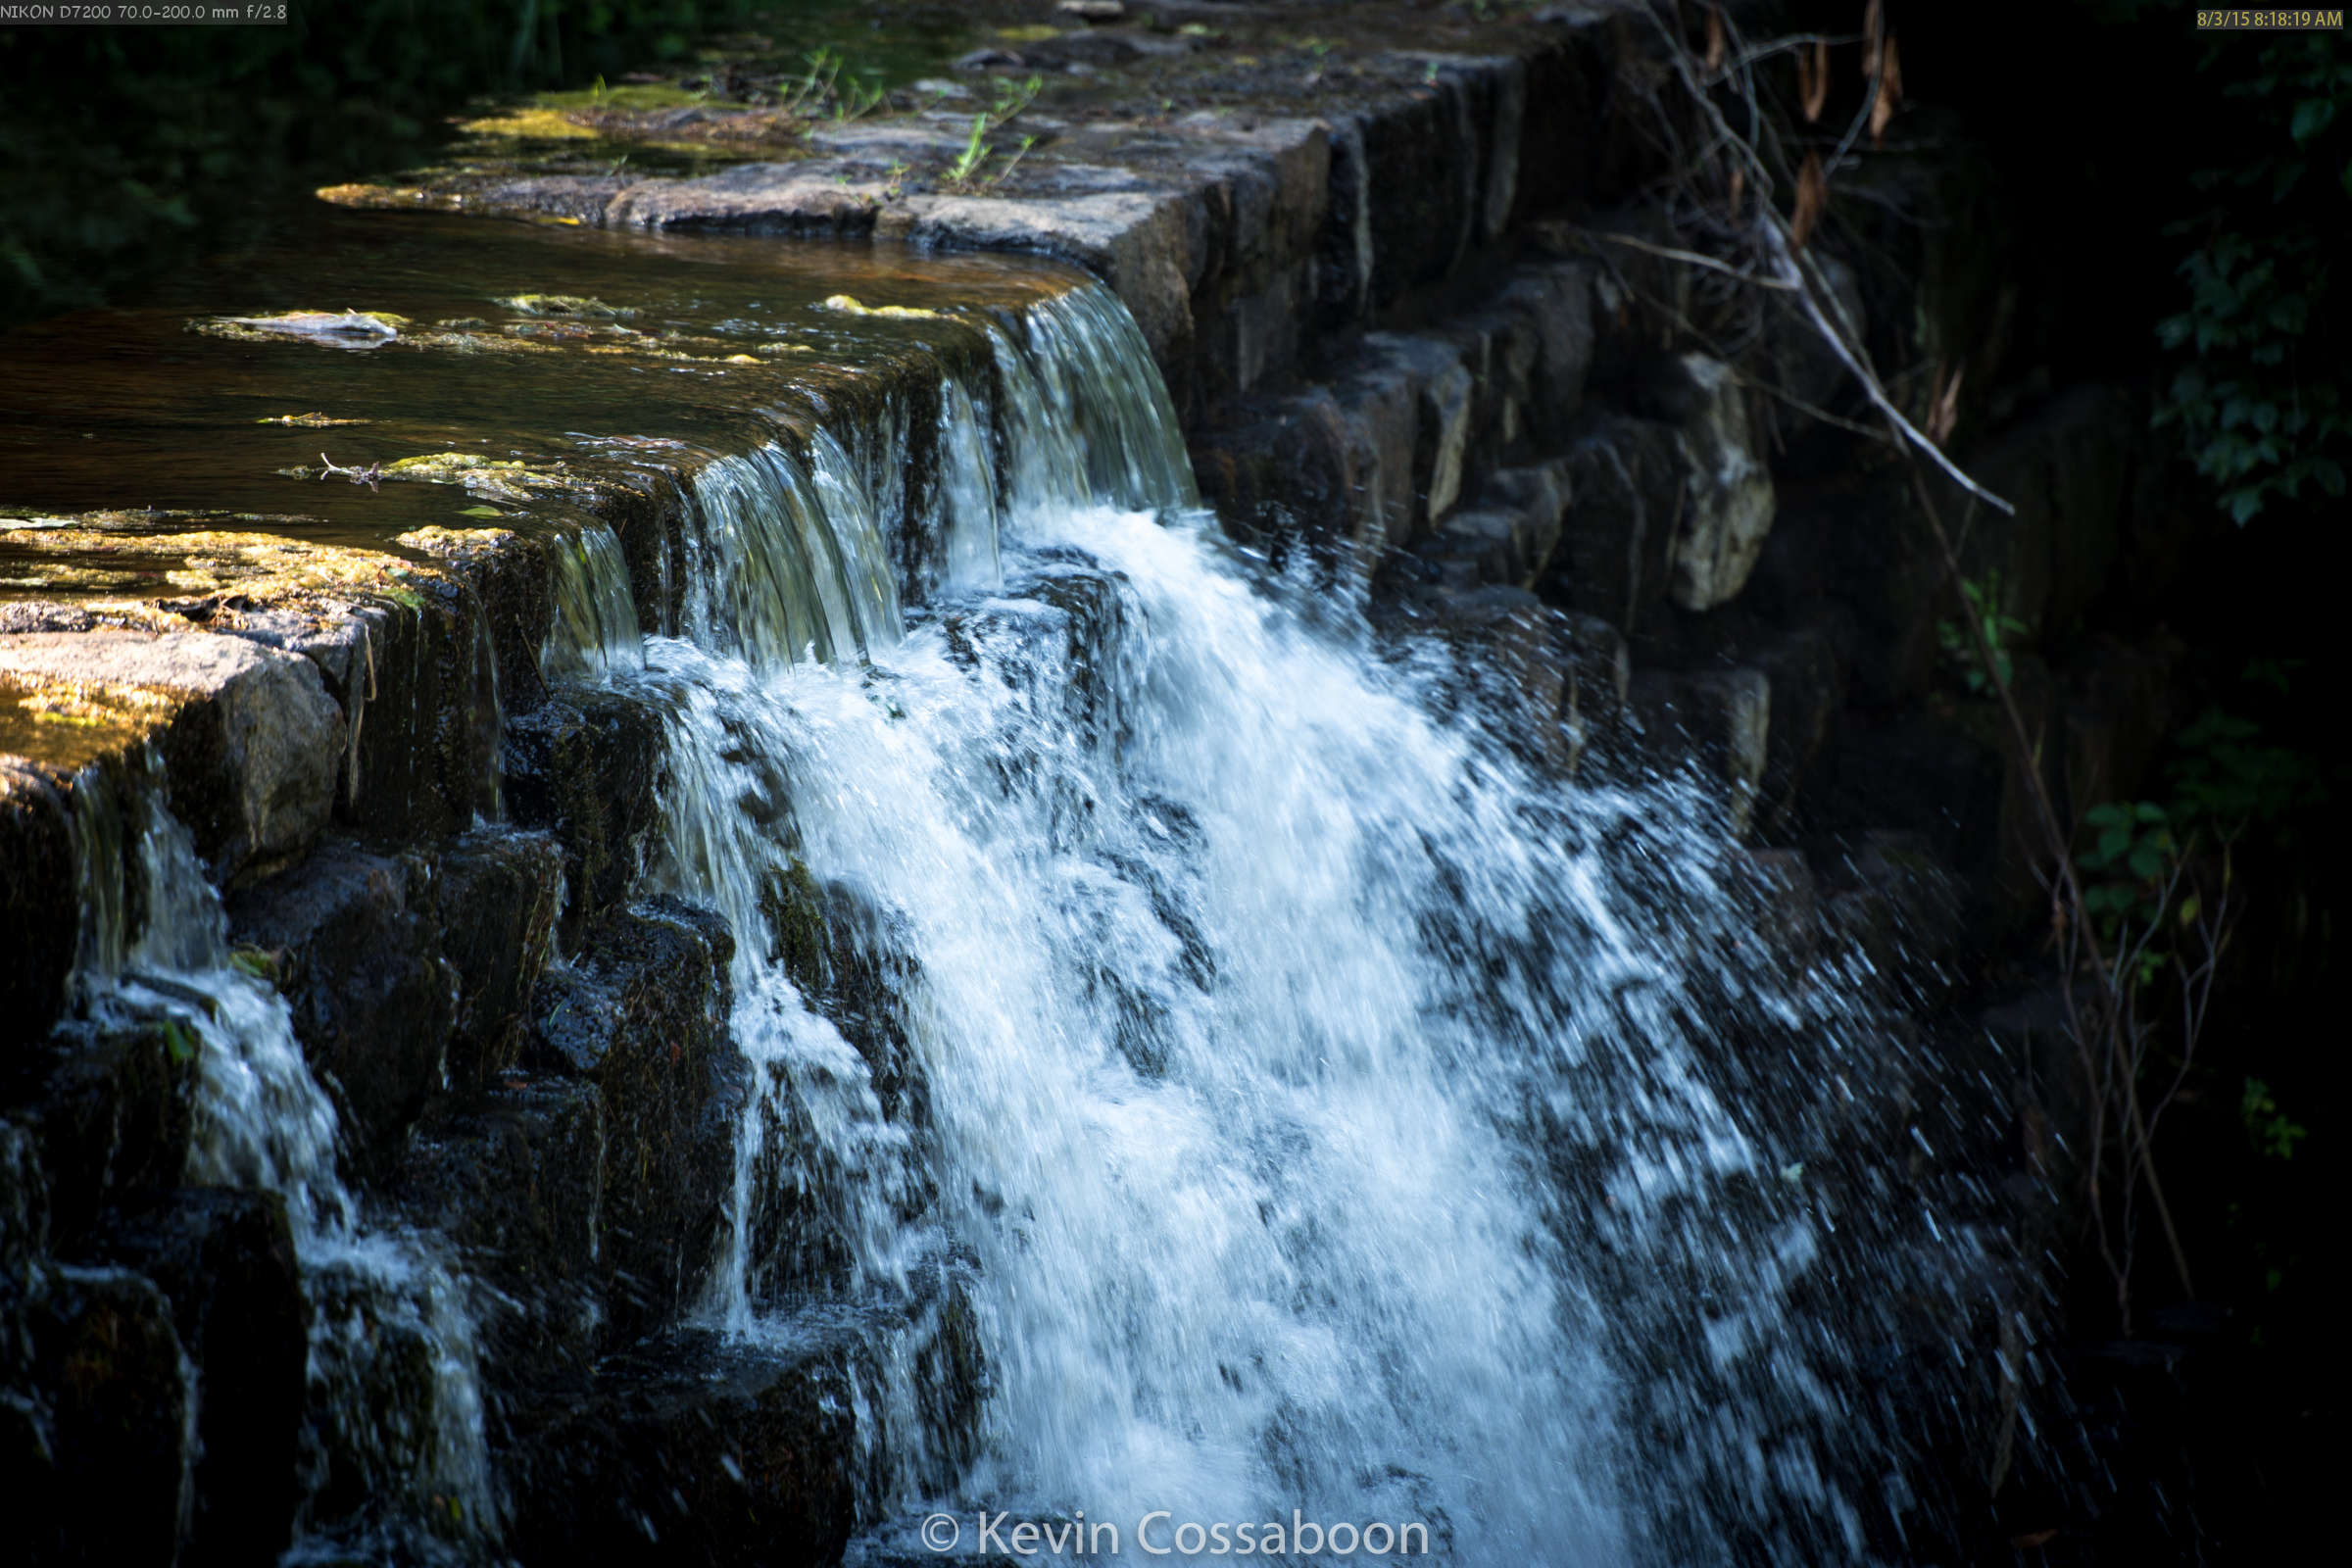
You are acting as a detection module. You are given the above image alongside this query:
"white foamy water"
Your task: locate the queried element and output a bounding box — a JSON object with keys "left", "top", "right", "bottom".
{"left": 634, "top": 280, "right": 1961, "bottom": 1564}
{"left": 36, "top": 270, "right": 1975, "bottom": 1567}
{"left": 67, "top": 786, "right": 494, "bottom": 1560}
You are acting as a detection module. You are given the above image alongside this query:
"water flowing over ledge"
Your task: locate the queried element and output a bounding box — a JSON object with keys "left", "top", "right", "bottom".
{"left": 6, "top": 227, "right": 2000, "bottom": 1567}
{"left": 626, "top": 278, "right": 1977, "bottom": 1564}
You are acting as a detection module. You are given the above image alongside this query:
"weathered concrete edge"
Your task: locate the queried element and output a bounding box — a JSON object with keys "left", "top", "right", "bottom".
{"left": 0, "top": 521, "right": 568, "bottom": 1043}
{"left": 324, "top": 19, "right": 1617, "bottom": 431}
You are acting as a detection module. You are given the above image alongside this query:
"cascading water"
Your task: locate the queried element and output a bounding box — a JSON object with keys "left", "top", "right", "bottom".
{"left": 626, "top": 279, "right": 1977, "bottom": 1564}
{"left": 11, "top": 250, "right": 1987, "bottom": 1563}
{"left": 544, "top": 520, "right": 645, "bottom": 679}
{"left": 66, "top": 773, "right": 495, "bottom": 1562}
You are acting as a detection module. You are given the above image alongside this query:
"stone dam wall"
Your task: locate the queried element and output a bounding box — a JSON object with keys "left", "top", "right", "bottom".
{"left": 1, "top": 4, "right": 2187, "bottom": 1561}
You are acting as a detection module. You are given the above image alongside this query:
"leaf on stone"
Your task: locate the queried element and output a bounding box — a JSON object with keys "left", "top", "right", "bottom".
{"left": 1799, "top": 38, "right": 1830, "bottom": 122}
{"left": 459, "top": 506, "right": 506, "bottom": 517}
{"left": 1790, "top": 151, "right": 1828, "bottom": 251}
{"left": 1703, "top": 5, "right": 1726, "bottom": 74}
{"left": 1871, "top": 34, "right": 1903, "bottom": 145}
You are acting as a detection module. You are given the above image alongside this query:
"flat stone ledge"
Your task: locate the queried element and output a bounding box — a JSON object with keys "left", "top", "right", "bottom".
{"left": 0, "top": 629, "right": 341, "bottom": 883}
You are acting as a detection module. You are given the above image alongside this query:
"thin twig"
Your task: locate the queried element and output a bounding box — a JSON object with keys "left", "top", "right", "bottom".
{"left": 1733, "top": 368, "right": 1891, "bottom": 442}
{"left": 1643, "top": 13, "right": 2017, "bottom": 514}
{"left": 1587, "top": 229, "right": 1799, "bottom": 288}
{"left": 1633, "top": 3, "right": 2213, "bottom": 1313}
{"left": 1711, "top": 32, "right": 1868, "bottom": 79}
{"left": 1825, "top": 6, "right": 1885, "bottom": 174}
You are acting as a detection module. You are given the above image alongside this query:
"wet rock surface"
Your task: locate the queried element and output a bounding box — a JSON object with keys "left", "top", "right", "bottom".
{"left": 528, "top": 900, "right": 744, "bottom": 1343}
{"left": 395, "top": 1076, "right": 607, "bottom": 1386}
{"left": 226, "top": 838, "right": 460, "bottom": 1178}
{"left": 0, "top": 630, "right": 340, "bottom": 884}
{"left": 77, "top": 1188, "right": 308, "bottom": 1567}
{"left": 500, "top": 1327, "right": 858, "bottom": 1568}
{"left": 11, "top": 1264, "right": 194, "bottom": 1567}
{"left": 0, "top": 763, "right": 75, "bottom": 1034}
{"left": 11, "top": 1013, "right": 200, "bottom": 1250}
{"left": 503, "top": 690, "right": 668, "bottom": 944}
{"left": 435, "top": 829, "right": 566, "bottom": 1091}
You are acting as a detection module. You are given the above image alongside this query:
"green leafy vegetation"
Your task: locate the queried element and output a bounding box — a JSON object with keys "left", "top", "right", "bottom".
{"left": 1935, "top": 571, "right": 2026, "bottom": 695}
{"left": 2240, "top": 1076, "right": 2309, "bottom": 1162}
{"left": 940, "top": 74, "right": 1043, "bottom": 196}
{"left": 985, "top": 72, "right": 1046, "bottom": 129}
{"left": 2149, "top": 27, "right": 2351, "bottom": 522}
{"left": 2165, "top": 700, "right": 2328, "bottom": 843}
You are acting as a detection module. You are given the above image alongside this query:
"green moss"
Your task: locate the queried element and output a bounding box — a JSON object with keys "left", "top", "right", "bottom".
{"left": 495, "top": 294, "right": 636, "bottom": 318}
{"left": 0, "top": 519, "right": 445, "bottom": 613}
{"left": 0, "top": 673, "right": 179, "bottom": 772}
{"left": 456, "top": 106, "right": 605, "bottom": 140}
{"left": 759, "top": 858, "right": 831, "bottom": 994}
{"left": 819, "top": 293, "right": 947, "bottom": 321}
{"left": 536, "top": 81, "right": 729, "bottom": 113}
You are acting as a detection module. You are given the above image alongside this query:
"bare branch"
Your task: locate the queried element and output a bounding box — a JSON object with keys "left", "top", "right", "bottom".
{"left": 1586, "top": 229, "right": 1798, "bottom": 287}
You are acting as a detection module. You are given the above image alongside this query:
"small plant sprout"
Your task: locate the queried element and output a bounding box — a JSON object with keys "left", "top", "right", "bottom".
{"left": 987, "top": 74, "right": 1045, "bottom": 128}
{"left": 943, "top": 117, "right": 1038, "bottom": 196}
{"left": 2241, "top": 1078, "right": 2309, "bottom": 1161}
{"left": 783, "top": 46, "right": 844, "bottom": 115}
{"left": 999, "top": 133, "right": 1038, "bottom": 185}
{"left": 1936, "top": 572, "right": 2027, "bottom": 696}
{"left": 835, "top": 74, "right": 887, "bottom": 122}
{"left": 947, "top": 114, "right": 992, "bottom": 186}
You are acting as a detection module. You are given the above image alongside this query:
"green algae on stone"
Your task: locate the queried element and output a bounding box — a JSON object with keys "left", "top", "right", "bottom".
{"left": 818, "top": 293, "right": 947, "bottom": 320}
{"left": 371, "top": 455, "right": 574, "bottom": 504}
{"left": 262, "top": 452, "right": 610, "bottom": 506}
{"left": 406, "top": 328, "right": 561, "bottom": 356}
{"left": 0, "top": 520, "right": 448, "bottom": 622}
{"left": 396, "top": 525, "right": 519, "bottom": 558}
{"left": 534, "top": 81, "right": 722, "bottom": 114}
{"left": 0, "top": 672, "right": 178, "bottom": 771}
{"left": 458, "top": 107, "right": 605, "bottom": 142}
{"left": 496, "top": 294, "right": 636, "bottom": 318}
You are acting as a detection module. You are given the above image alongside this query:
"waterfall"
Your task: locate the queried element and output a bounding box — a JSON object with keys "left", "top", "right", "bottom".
{"left": 18, "top": 265, "right": 1977, "bottom": 1563}
{"left": 67, "top": 776, "right": 495, "bottom": 1561}
{"left": 544, "top": 520, "right": 644, "bottom": 678}
{"left": 634, "top": 280, "right": 1965, "bottom": 1564}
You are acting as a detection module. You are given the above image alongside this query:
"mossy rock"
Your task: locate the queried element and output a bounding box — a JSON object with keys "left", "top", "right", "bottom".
{"left": 193, "top": 310, "right": 407, "bottom": 347}
{"left": 494, "top": 293, "right": 636, "bottom": 318}
{"left": 819, "top": 292, "right": 947, "bottom": 321}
